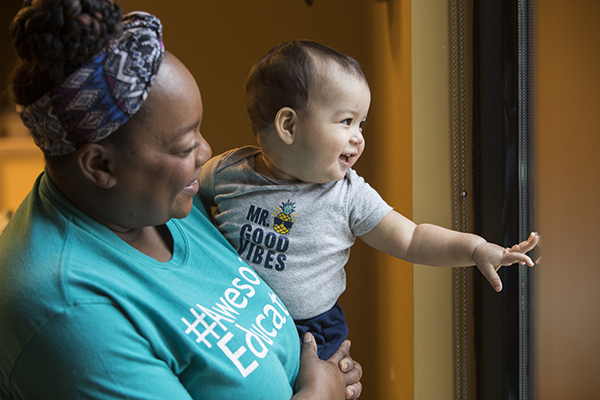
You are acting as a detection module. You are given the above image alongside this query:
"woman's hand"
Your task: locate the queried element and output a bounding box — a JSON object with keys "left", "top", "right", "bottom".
{"left": 473, "top": 232, "right": 540, "bottom": 292}
{"left": 293, "top": 333, "right": 363, "bottom": 399}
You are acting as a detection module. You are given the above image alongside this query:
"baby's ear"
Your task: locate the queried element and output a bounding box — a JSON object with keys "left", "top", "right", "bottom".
{"left": 274, "top": 107, "right": 297, "bottom": 145}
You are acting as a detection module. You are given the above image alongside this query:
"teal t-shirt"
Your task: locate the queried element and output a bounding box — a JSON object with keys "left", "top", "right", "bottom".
{"left": 0, "top": 173, "right": 300, "bottom": 399}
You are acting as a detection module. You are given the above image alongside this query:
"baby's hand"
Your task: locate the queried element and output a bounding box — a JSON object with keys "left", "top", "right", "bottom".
{"left": 473, "top": 232, "right": 539, "bottom": 292}
{"left": 503, "top": 232, "right": 540, "bottom": 264}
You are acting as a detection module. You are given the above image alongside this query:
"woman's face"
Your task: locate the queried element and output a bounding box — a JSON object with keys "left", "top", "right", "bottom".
{"left": 109, "top": 53, "right": 212, "bottom": 229}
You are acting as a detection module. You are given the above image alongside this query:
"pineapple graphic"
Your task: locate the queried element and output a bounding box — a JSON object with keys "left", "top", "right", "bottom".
{"left": 273, "top": 200, "right": 297, "bottom": 235}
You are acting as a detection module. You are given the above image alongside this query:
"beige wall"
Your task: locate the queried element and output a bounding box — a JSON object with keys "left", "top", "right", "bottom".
{"left": 412, "top": 1, "right": 471, "bottom": 398}
{"left": 535, "top": 1, "right": 600, "bottom": 398}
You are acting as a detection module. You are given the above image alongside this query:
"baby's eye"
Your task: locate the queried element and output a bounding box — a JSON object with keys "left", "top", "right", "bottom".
{"left": 341, "top": 118, "right": 352, "bottom": 126}
{"left": 359, "top": 120, "right": 368, "bottom": 130}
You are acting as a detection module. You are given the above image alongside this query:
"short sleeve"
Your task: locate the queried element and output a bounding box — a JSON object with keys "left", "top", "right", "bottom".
{"left": 9, "top": 303, "right": 193, "bottom": 400}
{"left": 198, "top": 155, "right": 220, "bottom": 207}
{"left": 347, "top": 170, "right": 393, "bottom": 236}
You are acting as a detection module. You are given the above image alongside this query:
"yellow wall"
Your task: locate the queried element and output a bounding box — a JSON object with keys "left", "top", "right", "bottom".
{"left": 121, "top": 0, "right": 370, "bottom": 157}
{"left": 535, "top": 1, "right": 600, "bottom": 398}
{"left": 0, "top": 137, "right": 45, "bottom": 212}
{"left": 0, "top": 1, "right": 465, "bottom": 398}
{"left": 362, "top": 1, "right": 415, "bottom": 398}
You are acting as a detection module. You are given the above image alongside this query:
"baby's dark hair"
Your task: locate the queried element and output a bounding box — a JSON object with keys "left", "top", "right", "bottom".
{"left": 245, "top": 40, "right": 367, "bottom": 134}
{"left": 9, "top": 0, "right": 123, "bottom": 106}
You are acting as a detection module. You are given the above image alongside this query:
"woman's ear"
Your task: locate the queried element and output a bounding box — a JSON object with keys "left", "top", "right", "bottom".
{"left": 274, "top": 107, "right": 297, "bottom": 145}
{"left": 76, "top": 144, "right": 117, "bottom": 189}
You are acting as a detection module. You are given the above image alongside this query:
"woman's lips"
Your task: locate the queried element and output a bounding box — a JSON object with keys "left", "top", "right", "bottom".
{"left": 182, "top": 179, "right": 199, "bottom": 195}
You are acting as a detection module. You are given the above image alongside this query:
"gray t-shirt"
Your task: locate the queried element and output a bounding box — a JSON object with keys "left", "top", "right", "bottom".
{"left": 199, "top": 146, "right": 393, "bottom": 319}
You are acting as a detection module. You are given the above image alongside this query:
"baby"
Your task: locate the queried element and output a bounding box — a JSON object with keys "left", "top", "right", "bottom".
{"left": 198, "top": 40, "right": 538, "bottom": 359}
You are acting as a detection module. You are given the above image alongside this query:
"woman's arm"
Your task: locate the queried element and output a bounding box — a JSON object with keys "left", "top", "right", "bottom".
{"left": 293, "top": 333, "right": 363, "bottom": 400}
{"left": 360, "top": 210, "right": 539, "bottom": 292}
{"left": 10, "top": 304, "right": 195, "bottom": 400}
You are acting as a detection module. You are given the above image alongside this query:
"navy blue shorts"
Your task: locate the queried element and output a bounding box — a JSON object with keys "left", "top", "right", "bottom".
{"left": 295, "top": 302, "right": 349, "bottom": 360}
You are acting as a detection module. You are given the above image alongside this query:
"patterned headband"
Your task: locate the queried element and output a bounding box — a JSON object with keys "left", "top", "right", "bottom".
{"left": 17, "top": 12, "right": 164, "bottom": 156}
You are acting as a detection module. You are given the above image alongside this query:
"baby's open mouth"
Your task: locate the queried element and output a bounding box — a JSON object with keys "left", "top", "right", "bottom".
{"left": 339, "top": 154, "right": 354, "bottom": 167}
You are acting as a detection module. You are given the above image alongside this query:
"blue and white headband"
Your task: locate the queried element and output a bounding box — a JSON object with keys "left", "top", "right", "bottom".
{"left": 17, "top": 12, "right": 164, "bottom": 156}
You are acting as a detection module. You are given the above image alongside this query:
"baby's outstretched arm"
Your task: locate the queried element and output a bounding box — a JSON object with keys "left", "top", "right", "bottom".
{"left": 359, "top": 211, "right": 539, "bottom": 292}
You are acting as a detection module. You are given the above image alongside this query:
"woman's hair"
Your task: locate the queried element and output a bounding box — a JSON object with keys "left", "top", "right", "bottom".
{"left": 9, "top": 0, "right": 123, "bottom": 106}
{"left": 245, "top": 40, "right": 367, "bottom": 134}
{"left": 8, "top": 0, "right": 156, "bottom": 169}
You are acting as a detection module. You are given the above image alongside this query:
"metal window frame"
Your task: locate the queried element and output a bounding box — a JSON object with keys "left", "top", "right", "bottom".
{"left": 472, "top": 0, "right": 535, "bottom": 399}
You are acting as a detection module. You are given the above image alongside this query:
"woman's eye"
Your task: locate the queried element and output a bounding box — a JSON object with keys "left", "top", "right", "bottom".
{"left": 181, "top": 142, "right": 199, "bottom": 155}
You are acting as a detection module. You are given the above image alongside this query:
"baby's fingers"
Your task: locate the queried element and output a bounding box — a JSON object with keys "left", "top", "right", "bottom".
{"left": 502, "top": 249, "right": 535, "bottom": 267}
{"left": 480, "top": 263, "right": 503, "bottom": 292}
{"left": 509, "top": 232, "right": 539, "bottom": 254}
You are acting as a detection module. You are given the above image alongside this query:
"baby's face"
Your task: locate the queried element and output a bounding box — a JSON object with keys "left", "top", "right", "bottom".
{"left": 273, "top": 69, "right": 371, "bottom": 184}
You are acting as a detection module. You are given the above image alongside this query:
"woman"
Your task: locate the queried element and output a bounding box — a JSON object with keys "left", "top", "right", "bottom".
{"left": 0, "top": 1, "right": 362, "bottom": 398}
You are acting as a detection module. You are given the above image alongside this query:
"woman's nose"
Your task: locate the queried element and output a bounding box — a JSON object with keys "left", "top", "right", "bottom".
{"left": 195, "top": 135, "right": 212, "bottom": 166}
